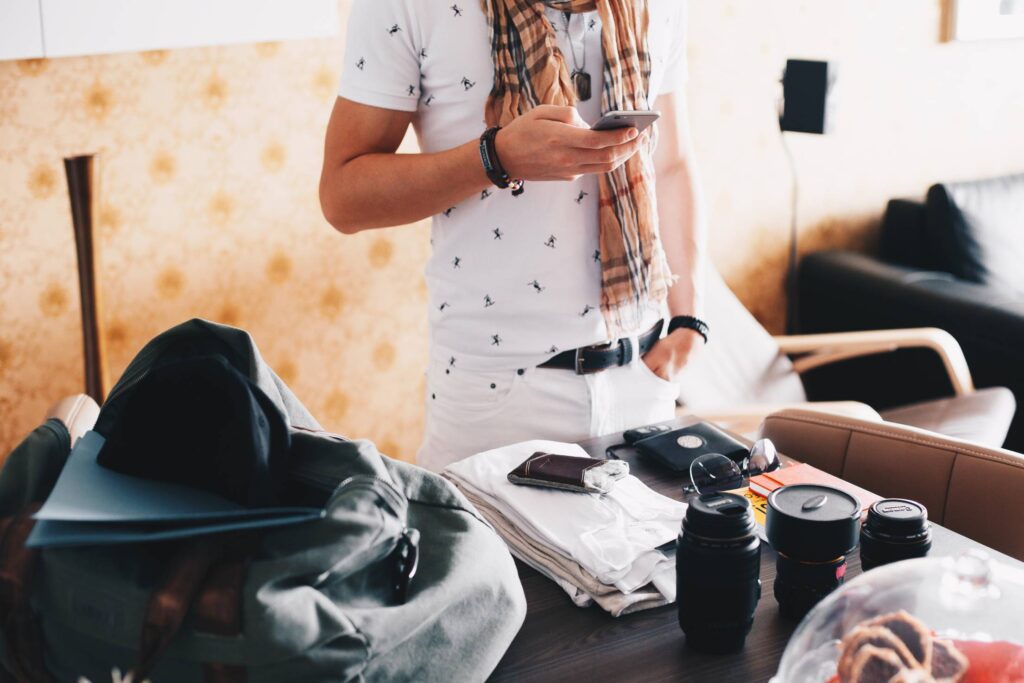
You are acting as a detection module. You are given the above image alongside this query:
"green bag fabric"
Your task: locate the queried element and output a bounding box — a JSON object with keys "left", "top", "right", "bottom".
{"left": 0, "top": 418, "right": 70, "bottom": 516}
{"left": 0, "top": 319, "right": 526, "bottom": 682}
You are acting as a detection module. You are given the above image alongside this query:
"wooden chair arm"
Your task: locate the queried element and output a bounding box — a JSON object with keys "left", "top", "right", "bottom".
{"left": 772, "top": 328, "right": 975, "bottom": 396}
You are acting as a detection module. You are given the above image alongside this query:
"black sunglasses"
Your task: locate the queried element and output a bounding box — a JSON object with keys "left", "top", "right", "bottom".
{"left": 685, "top": 438, "right": 782, "bottom": 494}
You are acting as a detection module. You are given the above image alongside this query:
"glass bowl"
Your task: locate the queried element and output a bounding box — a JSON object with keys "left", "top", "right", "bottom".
{"left": 773, "top": 551, "right": 1024, "bottom": 682}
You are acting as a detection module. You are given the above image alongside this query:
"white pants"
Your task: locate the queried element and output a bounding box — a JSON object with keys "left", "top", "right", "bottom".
{"left": 416, "top": 353, "right": 680, "bottom": 472}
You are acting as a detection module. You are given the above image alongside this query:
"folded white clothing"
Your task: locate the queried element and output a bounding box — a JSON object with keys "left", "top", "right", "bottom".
{"left": 444, "top": 439, "right": 686, "bottom": 600}
{"left": 459, "top": 486, "right": 671, "bottom": 616}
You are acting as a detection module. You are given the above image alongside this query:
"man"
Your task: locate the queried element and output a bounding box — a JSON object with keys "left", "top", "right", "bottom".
{"left": 321, "top": 0, "right": 706, "bottom": 471}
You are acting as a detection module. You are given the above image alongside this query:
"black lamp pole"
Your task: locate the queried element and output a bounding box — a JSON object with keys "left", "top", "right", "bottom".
{"left": 64, "top": 154, "right": 107, "bottom": 402}
{"left": 778, "top": 58, "right": 835, "bottom": 334}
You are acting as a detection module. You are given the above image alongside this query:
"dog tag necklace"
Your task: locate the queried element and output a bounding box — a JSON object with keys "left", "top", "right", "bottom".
{"left": 561, "top": 11, "right": 591, "bottom": 101}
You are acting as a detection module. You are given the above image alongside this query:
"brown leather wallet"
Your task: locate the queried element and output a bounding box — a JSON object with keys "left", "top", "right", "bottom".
{"left": 507, "top": 452, "right": 626, "bottom": 494}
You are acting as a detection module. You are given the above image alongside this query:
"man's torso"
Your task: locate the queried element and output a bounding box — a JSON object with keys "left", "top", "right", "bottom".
{"left": 339, "top": 1, "right": 687, "bottom": 371}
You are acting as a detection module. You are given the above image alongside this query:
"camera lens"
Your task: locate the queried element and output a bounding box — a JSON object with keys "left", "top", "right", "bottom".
{"left": 766, "top": 485, "right": 860, "bottom": 620}
{"left": 860, "top": 498, "right": 931, "bottom": 571}
{"left": 677, "top": 492, "right": 761, "bottom": 653}
{"left": 773, "top": 553, "right": 848, "bottom": 620}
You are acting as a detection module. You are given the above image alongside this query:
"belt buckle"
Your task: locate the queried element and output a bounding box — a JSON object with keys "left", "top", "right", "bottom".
{"left": 574, "top": 347, "right": 587, "bottom": 375}
{"left": 574, "top": 346, "right": 606, "bottom": 375}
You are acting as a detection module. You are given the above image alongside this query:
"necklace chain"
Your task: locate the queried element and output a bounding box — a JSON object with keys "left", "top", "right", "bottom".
{"left": 557, "top": 10, "right": 591, "bottom": 101}
{"left": 560, "top": 11, "right": 586, "bottom": 72}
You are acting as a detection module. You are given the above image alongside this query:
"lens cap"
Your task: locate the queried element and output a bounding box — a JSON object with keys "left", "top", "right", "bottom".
{"left": 864, "top": 498, "right": 929, "bottom": 540}
{"left": 766, "top": 485, "right": 860, "bottom": 562}
{"left": 860, "top": 498, "right": 932, "bottom": 570}
{"left": 683, "top": 492, "right": 757, "bottom": 540}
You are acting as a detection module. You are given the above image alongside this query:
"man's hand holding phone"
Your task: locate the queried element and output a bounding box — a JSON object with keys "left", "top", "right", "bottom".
{"left": 495, "top": 105, "right": 655, "bottom": 182}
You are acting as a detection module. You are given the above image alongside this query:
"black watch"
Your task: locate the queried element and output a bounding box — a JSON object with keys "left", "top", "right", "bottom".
{"left": 667, "top": 315, "right": 709, "bottom": 344}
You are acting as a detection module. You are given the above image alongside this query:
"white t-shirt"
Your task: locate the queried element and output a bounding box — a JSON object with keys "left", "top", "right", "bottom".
{"left": 338, "top": 0, "right": 688, "bottom": 371}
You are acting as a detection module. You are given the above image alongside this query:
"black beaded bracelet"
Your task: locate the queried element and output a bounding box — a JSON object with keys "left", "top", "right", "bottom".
{"left": 667, "top": 315, "right": 710, "bottom": 344}
{"left": 479, "top": 126, "right": 524, "bottom": 196}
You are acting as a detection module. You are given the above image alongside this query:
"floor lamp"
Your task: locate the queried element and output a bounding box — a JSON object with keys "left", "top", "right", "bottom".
{"left": 779, "top": 59, "right": 836, "bottom": 334}
{"left": 64, "top": 154, "right": 108, "bottom": 402}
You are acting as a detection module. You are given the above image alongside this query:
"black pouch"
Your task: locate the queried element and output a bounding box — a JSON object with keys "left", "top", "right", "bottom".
{"left": 634, "top": 422, "right": 748, "bottom": 473}
{"left": 507, "top": 452, "right": 627, "bottom": 494}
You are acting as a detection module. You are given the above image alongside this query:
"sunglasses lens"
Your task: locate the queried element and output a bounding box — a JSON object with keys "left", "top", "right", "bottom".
{"left": 689, "top": 453, "right": 744, "bottom": 494}
{"left": 745, "top": 438, "right": 780, "bottom": 477}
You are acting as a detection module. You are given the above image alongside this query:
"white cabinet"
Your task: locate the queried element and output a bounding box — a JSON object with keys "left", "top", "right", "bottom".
{"left": 1, "top": 0, "right": 336, "bottom": 61}
{"left": 0, "top": 0, "right": 45, "bottom": 60}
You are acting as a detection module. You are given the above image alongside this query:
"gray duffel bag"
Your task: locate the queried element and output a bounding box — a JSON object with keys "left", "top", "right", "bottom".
{"left": 0, "top": 319, "right": 526, "bottom": 682}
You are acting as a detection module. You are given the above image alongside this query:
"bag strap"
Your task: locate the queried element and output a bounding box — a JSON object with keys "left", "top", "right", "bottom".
{"left": 132, "top": 536, "right": 226, "bottom": 680}
{"left": 0, "top": 517, "right": 251, "bottom": 683}
{"left": 194, "top": 557, "right": 248, "bottom": 683}
{"left": 0, "top": 507, "right": 55, "bottom": 683}
{"left": 132, "top": 534, "right": 253, "bottom": 683}
{"left": 0, "top": 464, "right": 248, "bottom": 683}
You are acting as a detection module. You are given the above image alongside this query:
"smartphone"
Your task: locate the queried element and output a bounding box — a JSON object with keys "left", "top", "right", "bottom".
{"left": 592, "top": 110, "right": 661, "bottom": 133}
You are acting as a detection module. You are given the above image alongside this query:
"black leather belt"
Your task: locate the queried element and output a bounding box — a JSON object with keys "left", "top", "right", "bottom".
{"left": 538, "top": 320, "right": 664, "bottom": 375}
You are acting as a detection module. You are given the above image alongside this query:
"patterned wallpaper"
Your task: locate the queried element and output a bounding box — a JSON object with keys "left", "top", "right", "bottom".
{"left": 1, "top": 0, "right": 1023, "bottom": 463}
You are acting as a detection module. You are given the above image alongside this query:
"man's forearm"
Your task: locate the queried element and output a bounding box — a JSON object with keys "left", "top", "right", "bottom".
{"left": 652, "top": 92, "right": 707, "bottom": 321}
{"left": 657, "top": 160, "right": 707, "bottom": 319}
{"left": 643, "top": 156, "right": 708, "bottom": 379}
{"left": 322, "top": 138, "right": 492, "bottom": 234}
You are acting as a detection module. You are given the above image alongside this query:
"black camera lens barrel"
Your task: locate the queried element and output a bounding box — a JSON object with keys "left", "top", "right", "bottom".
{"left": 860, "top": 498, "right": 931, "bottom": 571}
{"left": 677, "top": 492, "right": 762, "bottom": 654}
{"left": 766, "top": 485, "right": 861, "bottom": 620}
{"left": 773, "top": 552, "right": 848, "bottom": 620}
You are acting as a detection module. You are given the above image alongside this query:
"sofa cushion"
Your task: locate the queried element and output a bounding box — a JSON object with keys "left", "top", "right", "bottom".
{"left": 880, "top": 198, "right": 931, "bottom": 269}
{"left": 926, "top": 173, "right": 1024, "bottom": 294}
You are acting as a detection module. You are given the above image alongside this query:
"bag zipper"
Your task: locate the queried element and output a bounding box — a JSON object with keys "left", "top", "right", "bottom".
{"left": 291, "top": 471, "right": 407, "bottom": 518}
{"left": 302, "top": 473, "right": 420, "bottom": 603}
{"left": 336, "top": 475, "right": 406, "bottom": 516}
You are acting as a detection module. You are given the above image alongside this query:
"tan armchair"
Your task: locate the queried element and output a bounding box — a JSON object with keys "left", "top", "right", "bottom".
{"left": 759, "top": 408, "right": 1024, "bottom": 561}
{"left": 674, "top": 270, "right": 1015, "bottom": 447}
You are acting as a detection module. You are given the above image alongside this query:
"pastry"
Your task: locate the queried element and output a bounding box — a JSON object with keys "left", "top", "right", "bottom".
{"left": 838, "top": 625, "right": 920, "bottom": 681}
{"left": 929, "top": 639, "right": 968, "bottom": 683}
{"left": 835, "top": 611, "right": 970, "bottom": 683}
{"left": 849, "top": 645, "right": 907, "bottom": 683}
{"left": 865, "top": 611, "right": 933, "bottom": 672}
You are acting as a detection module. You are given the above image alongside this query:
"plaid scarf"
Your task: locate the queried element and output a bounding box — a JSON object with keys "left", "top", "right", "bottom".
{"left": 481, "top": 0, "right": 673, "bottom": 337}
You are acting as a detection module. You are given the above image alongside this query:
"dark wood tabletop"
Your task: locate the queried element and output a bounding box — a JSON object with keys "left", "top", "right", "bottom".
{"left": 489, "top": 415, "right": 1019, "bottom": 683}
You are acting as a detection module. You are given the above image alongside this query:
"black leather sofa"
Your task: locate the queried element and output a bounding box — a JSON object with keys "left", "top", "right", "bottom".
{"left": 798, "top": 172, "right": 1024, "bottom": 451}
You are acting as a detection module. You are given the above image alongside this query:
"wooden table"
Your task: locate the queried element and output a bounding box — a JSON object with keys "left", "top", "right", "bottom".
{"left": 490, "top": 416, "right": 1020, "bottom": 682}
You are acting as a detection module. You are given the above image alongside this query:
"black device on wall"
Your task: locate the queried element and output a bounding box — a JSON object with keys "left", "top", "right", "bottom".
{"left": 779, "top": 59, "right": 836, "bottom": 134}
{"left": 778, "top": 59, "right": 835, "bottom": 333}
